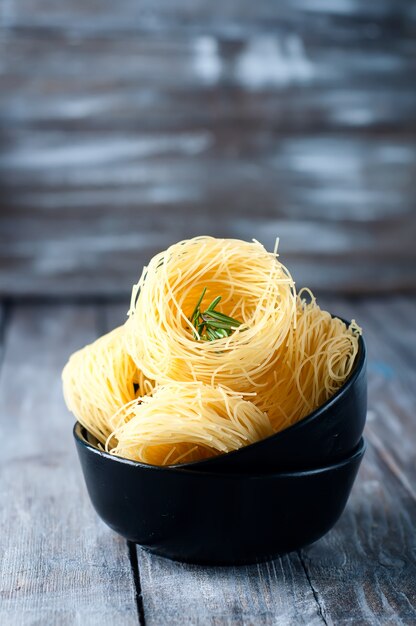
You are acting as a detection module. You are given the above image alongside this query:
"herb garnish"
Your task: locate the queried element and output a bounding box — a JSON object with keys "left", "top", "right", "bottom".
{"left": 188, "top": 287, "right": 242, "bottom": 341}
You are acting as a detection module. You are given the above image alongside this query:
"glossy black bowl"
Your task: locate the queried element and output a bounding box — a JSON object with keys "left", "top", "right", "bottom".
{"left": 179, "top": 332, "right": 367, "bottom": 473}
{"left": 74, "top": 423, "right": 365, "bottom": 565}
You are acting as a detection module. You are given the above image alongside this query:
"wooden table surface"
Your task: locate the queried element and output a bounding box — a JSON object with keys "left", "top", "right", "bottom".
{"left": 0, "top": 296, "right": 415, "bottom": 625}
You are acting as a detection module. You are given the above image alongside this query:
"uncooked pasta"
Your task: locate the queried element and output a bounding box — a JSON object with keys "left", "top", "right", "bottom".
{"left": 62, "top": 326, "right": 152, "bottom": 444}
{"left": 107, "top": 382, "right": 274, "bottom": 465}
{"left": 254, "top": 289, "right": 361, "bottom": 431}
{"left": 62, "top": 237, "right": 362, "bottom": 466}
{"left": 124, "top": 237, "right": 296, "bottom": 390}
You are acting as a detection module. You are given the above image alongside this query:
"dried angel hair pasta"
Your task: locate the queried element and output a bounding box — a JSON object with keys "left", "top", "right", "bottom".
{"left": 62, "top": 325, "right": 152, "bottom": 444}
{"left": 124, "top": 236, "right": 296, "bottom": 391}
{"left": 254, "top": 289, "right": 361, "bottom": 432}
{"left": 62, "top": 237, "right": 362, "bottom": 467}
{"left": 107, "top": 382, "right": 274, "bottom": 466}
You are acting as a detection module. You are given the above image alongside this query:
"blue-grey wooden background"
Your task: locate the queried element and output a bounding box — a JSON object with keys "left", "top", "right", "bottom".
{"left": 0, "top": 0, "right": 415, "bottom": 297}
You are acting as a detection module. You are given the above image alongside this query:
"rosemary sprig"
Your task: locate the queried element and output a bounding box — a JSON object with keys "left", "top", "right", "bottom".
{"left": 188, "top": 288, "right": 242, "bottom": 341}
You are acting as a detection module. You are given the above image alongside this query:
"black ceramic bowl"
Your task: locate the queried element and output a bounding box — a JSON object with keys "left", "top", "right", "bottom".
{"left": 179, "top": 332, "right": 367, "bottom": 473}
{"left": 74, "top": 423, "right": 365, "bottom": 565}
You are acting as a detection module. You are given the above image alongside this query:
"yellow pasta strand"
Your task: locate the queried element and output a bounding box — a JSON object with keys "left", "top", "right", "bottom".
{"left": 62, "top": 325, "right": 152, "bottom": 444}
{"left": 107, "top": 382, "right": 274, "bottom": 466}
{"left": 254, "top": 289, "right": 361, "bottom": 431}
{"left": 62, "top": 237, "right": 362, "bottom": 466}
{"left": 124, "top": 236, "right": 296, "bottom": 391}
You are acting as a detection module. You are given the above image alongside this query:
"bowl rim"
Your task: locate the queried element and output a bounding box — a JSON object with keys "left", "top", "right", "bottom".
{"left": 74, "top": 421, "right": 366, "bottom": 480}
{"left": 178, "top": 325, "right": 366, "bottom": 469}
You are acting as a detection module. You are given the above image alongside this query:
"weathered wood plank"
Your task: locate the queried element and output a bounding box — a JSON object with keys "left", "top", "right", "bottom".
{"left": 0, "top": 302, "right": 6, "bottom": 364}
{"left": 2, "top": 0, "right": 415, "bottom": 36}
{"left": 102, "top": 303, "right": 129, "bottom": 334}
{"left": 0, "top": 33, "right": 415, "bottom": 132}
{"left": 0, "top": 132, "right": 415, "bottom": 297}
{"left": 322, "top": 296, "right": 416, "bottom": 492}
{"left": 0, "top": 305, "right": 138, "bottom": 624}
{"left": 136, "top": 549, "right": 325, "bottom": 626}
{"left": 300, "top": 442, "right": 416, "bottom": 625}
{"left": 0, "top": 11, "right": 415, "bottom": 299}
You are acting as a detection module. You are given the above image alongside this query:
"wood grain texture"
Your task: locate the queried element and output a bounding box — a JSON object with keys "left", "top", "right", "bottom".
{"left": 2, "top": 0, "right": 416, "bottom": 36}
{"left": 136, "top": 550, "right": 325, "bottom": 626}
{"left": 1, "top": 131, "right": 415, "bottom": 296}
{"left": 304, "top": 296, "right": 416, "bottom": 623}
{"left": 0, "top": 32, "right": 415, "bottom": 132}
{"left": 0, "top": 302, "right": 6, "bottom": 363}
{"left": 0, "top": 2, "right": 415, "bottom": 297}
{"left": 102, "top": 302, "right": 129, "bottom": 334}
{"left": 0, "top": 298, "right": 415, "bottom": 624}
{"left": 301, "top": 442, "right": 416, "bottom": 625}
{"left": 322, "top": 297, "right": 416, "bottom": 493}
{"left": 0, "top": 305, "right": 138, "bottom": 625}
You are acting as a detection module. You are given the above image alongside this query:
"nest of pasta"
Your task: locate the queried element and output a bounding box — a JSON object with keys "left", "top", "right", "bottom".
{"left": 62, "top": 236, "right": 361, "bottom": 466}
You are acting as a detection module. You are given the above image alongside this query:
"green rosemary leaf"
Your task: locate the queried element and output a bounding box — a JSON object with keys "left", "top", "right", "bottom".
{"left": 201, "top": 314, "right": 241, "bottom": 329}
{"left": 200, "top": 317, "right": 237, "bottom": 331}
{"left": 215, "top": 328, "right": 229, "bottom": 339}
{"left": 189, "top": 287, "right": 242, "bottom": 342}
{"left": 206, "top": 328, "right": 219, "bottom": 341}
{"left": 189, "top": 287, "right": 207, "bottom": 326}
{"left": 201, "top": 310, "right": 242, "bottom": 326}
{"left": 206, "top": 295, "right": 222, "bottom": 312}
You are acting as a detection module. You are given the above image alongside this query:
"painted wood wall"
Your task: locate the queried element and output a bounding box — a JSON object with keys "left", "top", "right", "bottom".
{"left": 0, "top": 0, "right": 415, "bottom": 297}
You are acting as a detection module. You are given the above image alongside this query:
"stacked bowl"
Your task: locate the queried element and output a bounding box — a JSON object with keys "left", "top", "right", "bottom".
{"left": 74, "top": 326, "right": 367, "bottom": 565}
